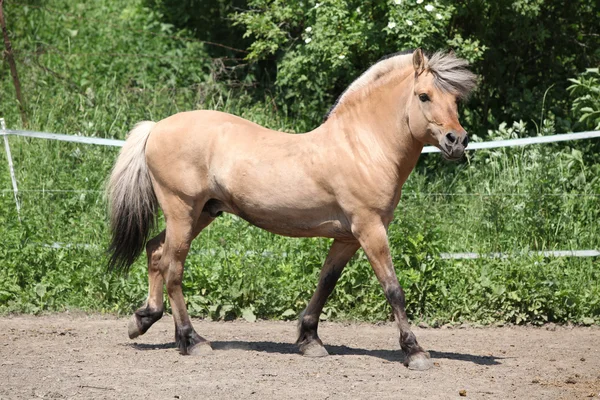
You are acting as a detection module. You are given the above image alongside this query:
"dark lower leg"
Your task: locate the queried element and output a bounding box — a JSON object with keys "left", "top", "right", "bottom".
{"left": 297, "top": 240, "right": 359, "bottom": 354}
{"left": 384, "top": 285, "right": 427, "bottom": 360}
{"left": 168, "top": 283, "right": 211, "bottom": 354}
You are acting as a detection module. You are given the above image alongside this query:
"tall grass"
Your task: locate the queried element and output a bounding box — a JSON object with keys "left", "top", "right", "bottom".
{"left": 0, "top": 0, "right": 598, "bottom": 325}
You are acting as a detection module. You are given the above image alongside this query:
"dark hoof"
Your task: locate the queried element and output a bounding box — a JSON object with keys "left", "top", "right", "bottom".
{"left": 127, "top": 314, "right": 142, "bottom": 339}
{"left": 405, "top": 351, "right": 433, "bottom": 371}
{"left": 176, "top": 325, "right": 210, "bottom": 355}
{"left": 299, "top": 340, "right": 329, "bottom": 357}
{"left": 188, "top": 342, "right": 214, "bottom": 356}
{"left": 128, "top": 307, "right": 163, "bottom": 339}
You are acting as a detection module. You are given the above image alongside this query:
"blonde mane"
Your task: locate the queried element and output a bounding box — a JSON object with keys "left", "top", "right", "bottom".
{"left": 324, "top": 51, "right": 477, "bottom": 121}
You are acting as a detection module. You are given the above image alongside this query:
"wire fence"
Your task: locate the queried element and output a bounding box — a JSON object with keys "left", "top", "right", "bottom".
{"left": 2, "top": 118, "right": 600, "bottom": 259}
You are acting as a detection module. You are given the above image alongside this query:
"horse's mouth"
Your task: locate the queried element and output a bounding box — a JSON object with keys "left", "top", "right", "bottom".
{"left": 439, "top": 147, "right": 463, "bottom": 161}
{"left": 442, "top": 153, "right": 462, "bottom": 161}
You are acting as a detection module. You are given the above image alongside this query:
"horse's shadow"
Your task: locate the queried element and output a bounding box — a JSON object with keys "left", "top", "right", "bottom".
{"left": 129, "top": 340, "right": 502, "bottom": 366}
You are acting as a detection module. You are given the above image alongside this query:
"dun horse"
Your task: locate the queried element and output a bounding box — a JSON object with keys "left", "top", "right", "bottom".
{"left": 107, "top": 49, "right": 476, "bottom": 370}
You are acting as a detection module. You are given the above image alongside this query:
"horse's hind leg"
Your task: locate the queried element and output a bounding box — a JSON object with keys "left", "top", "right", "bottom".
{"left": 297, "top": 239, "right": 360, "bottom": 357}
{"left": 128, "top": 230, "right": 166, "bottom": 339}
{"left": 163, "top": 209, "right": 215, "bottom": 355}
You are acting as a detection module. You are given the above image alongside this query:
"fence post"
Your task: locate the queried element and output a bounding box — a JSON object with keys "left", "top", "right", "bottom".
{"left": 1, "top": 118, "right": 21, "bottom": 221}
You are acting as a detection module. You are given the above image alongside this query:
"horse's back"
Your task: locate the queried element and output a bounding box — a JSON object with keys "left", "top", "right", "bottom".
{"left": 145, "top": 109, "right": 311, "bottom": 170}
{"left": 149, "top": 110, "right": 274, "bottom": 144}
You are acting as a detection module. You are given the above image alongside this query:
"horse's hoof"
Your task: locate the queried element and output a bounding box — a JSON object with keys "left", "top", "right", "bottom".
{"left": 300, "top": 341, "right": 329, "bottom": 357}
{"left": 405, "top": 351, "right": 433, "bottom": 371}
{"left": 188, "top": 342, "right": 213, "bottom": 356}
{"left": 127, "top": 315, "right": 142, "bottom": 339}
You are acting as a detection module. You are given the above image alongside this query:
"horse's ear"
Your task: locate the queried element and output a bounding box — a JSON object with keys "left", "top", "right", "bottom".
{"left": 412, "top": 48, "right": 425, "bottom": 75}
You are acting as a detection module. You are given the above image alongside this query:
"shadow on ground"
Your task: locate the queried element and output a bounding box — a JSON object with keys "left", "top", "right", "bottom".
{"left": 128, "top": 340, "right": 502, "bottom": 366}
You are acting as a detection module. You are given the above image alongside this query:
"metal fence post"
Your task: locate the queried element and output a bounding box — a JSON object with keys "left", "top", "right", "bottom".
{"left": 1, "top": 118, "right": 21, "bottom": 221}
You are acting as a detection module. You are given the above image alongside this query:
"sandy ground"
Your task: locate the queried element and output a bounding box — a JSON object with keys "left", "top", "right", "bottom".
{"left": 0, "top": 314, "right": 599, "bottom": 400}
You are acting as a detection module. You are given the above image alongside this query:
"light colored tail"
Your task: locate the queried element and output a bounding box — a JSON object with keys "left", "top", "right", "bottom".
{"left": 107, "top": 121, "right": 158, "bottom": 272}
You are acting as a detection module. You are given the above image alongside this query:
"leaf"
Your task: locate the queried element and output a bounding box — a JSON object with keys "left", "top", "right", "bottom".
{"left": 242, "top": 307, "right": 256, "bottom": 322}
{"left": 35, "top": 284, "right": 47, "bottom": 298}
{"left": 581, "top": 317, "right": 595, "bottom": 326}
{"left": 281, "top": 309, "right": 296, "bottom": 318}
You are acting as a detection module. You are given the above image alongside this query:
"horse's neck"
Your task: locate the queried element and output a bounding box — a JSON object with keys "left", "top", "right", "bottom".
{"left": 323, "top": 72, "right": 423, "bottom": 184}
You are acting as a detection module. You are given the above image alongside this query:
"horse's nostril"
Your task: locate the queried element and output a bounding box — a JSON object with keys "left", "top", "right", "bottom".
{"left": 462, "top": 135, "right": 469, "bottom": 147}
{"left": 446, "top": 132, "right": 456, "bottom": 143}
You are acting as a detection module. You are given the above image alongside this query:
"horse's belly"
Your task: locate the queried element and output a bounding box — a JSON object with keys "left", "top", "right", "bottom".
{"left": 232, "top": 206, "right": 352, "bottom": 239}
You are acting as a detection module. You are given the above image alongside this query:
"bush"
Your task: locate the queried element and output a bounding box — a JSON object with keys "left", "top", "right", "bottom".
{"left": 568, "top": 68, "right": 600, "bottom": 131}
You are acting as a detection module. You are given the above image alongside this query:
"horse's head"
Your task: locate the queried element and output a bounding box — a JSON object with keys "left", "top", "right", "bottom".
{"left": 407, "top": 49, "right": 476, "bottom": 161}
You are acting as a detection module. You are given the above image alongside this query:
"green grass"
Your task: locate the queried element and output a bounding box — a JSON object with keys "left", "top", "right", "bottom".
{"left": 0, "top": 0, "right": 598, "bottom": 325}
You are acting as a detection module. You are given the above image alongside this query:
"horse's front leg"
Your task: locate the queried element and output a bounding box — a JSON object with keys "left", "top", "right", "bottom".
{"left": 354, "top": 221, "right": 433, "bottom": 371}
{"left": 297, "top": 239, "right": 360, "bottom": 357}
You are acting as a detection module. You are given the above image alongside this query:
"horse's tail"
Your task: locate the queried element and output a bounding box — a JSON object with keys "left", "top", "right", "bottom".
{"left": 107, "top": 121, "right": 158, "bottom": 273}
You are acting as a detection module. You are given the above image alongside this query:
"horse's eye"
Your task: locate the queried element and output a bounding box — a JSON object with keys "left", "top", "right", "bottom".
{"left": 419, "top": 93, "right": 430, "bottom": 102}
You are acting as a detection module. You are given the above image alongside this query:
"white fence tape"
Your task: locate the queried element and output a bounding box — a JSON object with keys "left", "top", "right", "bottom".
{"left": 40, "top": 241, "right": 600, "bottom": 259}
{"left": 0, "top": 127, "right": 599, "bottom": 152}
{"left": 0, "top": 128, "right": 125, "bottom": 147}
{"left": 440, "top": 250, "right": 600, "bottom": 259}
{"left": 422, "top": 130, "right": 600, "bottom": 153}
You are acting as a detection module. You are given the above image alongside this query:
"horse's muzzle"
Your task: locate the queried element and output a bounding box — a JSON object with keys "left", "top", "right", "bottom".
{"left": 440, "top": 130, "right": 468, "bottom": 160}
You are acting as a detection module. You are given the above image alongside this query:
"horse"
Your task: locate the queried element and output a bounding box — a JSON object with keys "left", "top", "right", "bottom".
{"left": 107, "top": 48, "right": 476, "bottom": 371}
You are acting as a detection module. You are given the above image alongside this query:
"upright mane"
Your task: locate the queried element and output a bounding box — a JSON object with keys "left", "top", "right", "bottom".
{"left": 426, "top": 52, "right": 477, "bottom": 99}
{"left": 324, "top": 50, "right": 477, "bottom": 122}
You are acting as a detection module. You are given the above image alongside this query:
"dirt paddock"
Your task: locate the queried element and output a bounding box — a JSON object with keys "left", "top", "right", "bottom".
{"left": 0, "top": 314, "right": 599, "bottom": 399}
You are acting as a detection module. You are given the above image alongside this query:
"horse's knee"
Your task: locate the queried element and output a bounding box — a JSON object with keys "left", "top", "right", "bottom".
{"left": 164, "top": 258, "right": 188, "bottom": 293}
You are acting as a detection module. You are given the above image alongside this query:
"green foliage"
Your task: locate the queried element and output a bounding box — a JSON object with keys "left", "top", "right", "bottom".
{"left": 568, "top": 68, "right": 600, "bottom": 130}
{"left": 152, "top": 0, "right": 599, "bottom": 134}
{"left": 452, "top": 0, "right": 599, "bottom": 133}
{"left": 231, "top": 0, "right": 486, "bottom": 127}
{"left": 0, "top": 0, "right": 599, "bottom": 326}
{"left": 141, "top": 0, "right": 249, "bottom": 56}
